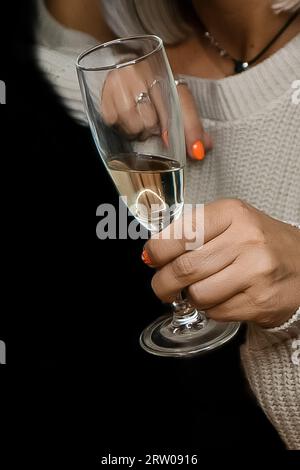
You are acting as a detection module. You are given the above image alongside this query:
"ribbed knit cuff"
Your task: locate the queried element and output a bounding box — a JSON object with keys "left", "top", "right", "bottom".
{"left": 244, "top": 302, "right": 300, "bottom": 351}
{"left": 267, "top": 308, "right": 300, "bottom": 333}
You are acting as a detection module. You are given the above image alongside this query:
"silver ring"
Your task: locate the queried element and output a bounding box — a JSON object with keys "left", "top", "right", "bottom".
{"left": 149, "top": 79, "right": 160, "bottom": 90}
{"left": 135, "top": 91, "right": 151, "bottom": 105}
{"left": 174, "top": 77, "right": 188, "bottom": 87}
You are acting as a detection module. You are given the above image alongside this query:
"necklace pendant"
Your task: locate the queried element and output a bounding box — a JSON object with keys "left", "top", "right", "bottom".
{"left": 234, "top": 60, "right": 249, "bottom": 73}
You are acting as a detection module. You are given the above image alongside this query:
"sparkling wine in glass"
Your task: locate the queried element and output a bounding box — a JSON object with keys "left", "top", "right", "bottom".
{"left": 76, "top": 35, "right": 239, "bottom": 357}
{"left": 107, "top": 153, "right": 184, "bottom": 233}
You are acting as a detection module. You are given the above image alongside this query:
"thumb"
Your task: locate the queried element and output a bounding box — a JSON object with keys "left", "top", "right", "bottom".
{"left": 177, "top": 84, "right": 213, "bottom": 160}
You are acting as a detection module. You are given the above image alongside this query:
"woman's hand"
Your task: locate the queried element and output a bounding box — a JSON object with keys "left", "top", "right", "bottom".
{"left": 143, "top": 199, "right": 300, "bottom": 328}
{"left": 101, "top": 64, "right": 212, "bottom": 159}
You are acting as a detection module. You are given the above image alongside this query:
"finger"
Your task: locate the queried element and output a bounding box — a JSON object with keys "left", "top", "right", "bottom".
{"left": 107, "top": 73, "right": 145, "bottom": 136}
{"left": 205, "top": 292, "right": 252, "bottom": 322}
{"left": 115, "top": 107, "right": 144, "bottom": 137}
{"left": 101, "top": 89, "right": 118, "bottom": 127}
{"left": 136, "top": 100, "right": 160, "bottom": 140}
{"left": 144, "top": 199, "right": 235, "bottom": 267}
{"left": 149, "top": 81, "right": 168, "bottom": 139}
{"left": 186, "top": 261, "right": 249, "bottom": 310}
{"left": 151, "top": 231, "right": 238, "bottom": 302}
{"left": 177, "top": 85, "right": 213, "bottom": 160}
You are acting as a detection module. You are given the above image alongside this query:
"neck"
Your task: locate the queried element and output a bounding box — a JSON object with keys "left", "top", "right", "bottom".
{"left": 192, "top": 0, "right": 293, "bottom": 60}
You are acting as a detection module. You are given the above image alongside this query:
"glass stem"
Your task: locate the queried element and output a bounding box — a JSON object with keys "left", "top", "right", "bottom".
{"left": 171, "top": 291, "right": 206, "bottom": 330}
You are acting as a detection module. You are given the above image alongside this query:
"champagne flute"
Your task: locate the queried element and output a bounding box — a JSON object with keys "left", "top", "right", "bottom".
{"left": 76, "top": 35, "right": 239, "bottom": 357}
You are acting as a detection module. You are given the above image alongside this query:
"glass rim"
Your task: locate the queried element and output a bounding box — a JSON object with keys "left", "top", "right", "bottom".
{"left": 76, "top": 35, "right": 163, "bottom": 72}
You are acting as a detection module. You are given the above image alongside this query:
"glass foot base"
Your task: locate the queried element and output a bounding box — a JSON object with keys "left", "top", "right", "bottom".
{"left": 139, "top": 313, "right": 240, "bottom": 358}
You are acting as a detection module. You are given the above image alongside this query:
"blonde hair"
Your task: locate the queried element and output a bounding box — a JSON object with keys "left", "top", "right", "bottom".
{"left": 101, "top": 0, "right": 300, "bottom": 45}
{"left": 272, "top": 0, "right": 300, "bottom": 12}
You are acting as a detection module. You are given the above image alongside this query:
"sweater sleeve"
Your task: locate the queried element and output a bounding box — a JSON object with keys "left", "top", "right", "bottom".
{"left": 240, "top": 309, "right": 300, "bottom": 449}
{"left": 36, "top": 45, "right": 88, "bottom": 125}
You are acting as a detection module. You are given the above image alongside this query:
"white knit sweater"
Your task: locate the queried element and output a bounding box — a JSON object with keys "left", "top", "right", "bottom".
{"left": 35, "top": 1, "right": 300, "bottom": 448}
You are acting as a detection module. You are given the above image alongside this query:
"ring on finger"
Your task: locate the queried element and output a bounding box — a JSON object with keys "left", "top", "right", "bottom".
{"left": 174, "top": 77, "right": 188, "bottom": 87}
{"left": 135, "top": 91, "right": 151, "bottom": 106}
{"left": 149, "top": 79, "right": 160, "bottom": 90}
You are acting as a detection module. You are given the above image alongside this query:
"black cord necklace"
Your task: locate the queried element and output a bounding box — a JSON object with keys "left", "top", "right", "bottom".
{"left": 202, "top": 11, "right": 299, "bottom": 73}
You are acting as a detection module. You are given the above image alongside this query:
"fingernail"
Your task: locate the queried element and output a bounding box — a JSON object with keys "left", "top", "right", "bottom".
{"left": 141, "top": 249, "right": 152, "bottom": 265}
{"left": 162, "top": 129, "right": 169, "bottom": 147}
{"left": 192, "top": 140, "right": 205, "bottom": 160}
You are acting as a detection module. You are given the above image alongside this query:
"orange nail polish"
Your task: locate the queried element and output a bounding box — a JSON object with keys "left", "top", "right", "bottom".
{"left": 162, "top": 129, "right": 169, "bottom": 147}
{"left": 192, "top": 140, "right": 205, "bottom": 160}
{"left": 141, "top": 249, "right": 152, "bottom": 265}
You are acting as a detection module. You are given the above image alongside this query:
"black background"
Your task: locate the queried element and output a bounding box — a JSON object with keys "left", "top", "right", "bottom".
{"left": 2, "top": 1, "right": 299, "bottom": 465}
